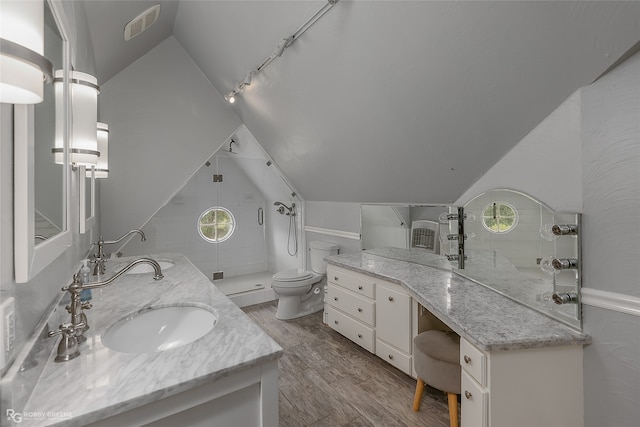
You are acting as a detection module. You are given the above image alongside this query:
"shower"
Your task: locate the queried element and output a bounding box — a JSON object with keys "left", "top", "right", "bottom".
{"left": 274, "top": 202, "right": 297, "bottom": 256}
{"left": 226, "top": 139, "right": 238, "bottom": 154}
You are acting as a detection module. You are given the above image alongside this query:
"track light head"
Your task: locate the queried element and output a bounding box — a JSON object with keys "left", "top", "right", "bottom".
{"left": 243, "top": 71, "right": 254, "bottom": 86}
{"left": 225, "top": 91, "right": 236, "bottom": 104}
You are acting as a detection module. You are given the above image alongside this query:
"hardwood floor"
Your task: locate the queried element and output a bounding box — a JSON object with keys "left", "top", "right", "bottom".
{"left": 242, "top": 301, "right": 453, "bottom": 427}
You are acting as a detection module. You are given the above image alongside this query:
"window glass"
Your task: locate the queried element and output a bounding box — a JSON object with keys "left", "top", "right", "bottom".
{"left": 198, "top": 207, "right": 235, "bottom": 242}
{"left": 481, "top": 202, "right": 518, "bottom": 233}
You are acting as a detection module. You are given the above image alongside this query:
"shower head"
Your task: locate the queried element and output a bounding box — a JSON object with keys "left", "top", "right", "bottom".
{"left": 274, "top": 201, "right": 295, "bottom": 215}
{"left": 227, "top": 139, "right": 238, "bottom": 154}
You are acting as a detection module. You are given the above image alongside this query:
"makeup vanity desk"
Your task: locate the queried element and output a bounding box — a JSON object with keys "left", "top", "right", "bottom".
{"left": 325, "top": 248, "right": 590, "bottom": 427}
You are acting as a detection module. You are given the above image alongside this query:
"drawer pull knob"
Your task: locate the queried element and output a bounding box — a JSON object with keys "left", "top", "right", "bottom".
{"left": 334, "top": 320, "right": 338, "bottom": 325}
{"left": 358, "top": 285, "right": 363, "bottom": 290}
{"left": 334, "top": 297, "right": 338, "bottom": 301}
{"left": 358, "top": 334, "right": 363, "bottom": 338}
{"left": 388, "top": 296, "right": 394, "bottom": 302}
{"left": 464, "top": 391, "right": 472, "bottom": 400}
{"left": 463, "top": 355, "right": 471, "bottom": 364}
{"left": 358, "top": 308, "right": 362, "bottom": 312}
{"left": 388, "top": 354, "right": 394, "bottom": 360}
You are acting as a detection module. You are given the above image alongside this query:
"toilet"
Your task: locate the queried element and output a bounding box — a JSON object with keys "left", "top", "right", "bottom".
{"left": 272, "top": 240, "right": 339, "bottom": 320}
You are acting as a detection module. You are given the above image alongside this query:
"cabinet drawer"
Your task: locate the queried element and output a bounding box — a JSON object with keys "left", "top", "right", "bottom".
{"left": 327, "top": 266, "right": 375, "bottom": 299}
{"left": 460, "top": 338, "right": 487, "bottom": 386}
{"left": 375, "top": 284, "right": 412, "bottom": 353}
{"left": 327, "top": 285, "right": 375, "bottom": 326}
{"left": 376, "top": 339, "right": 412, "bottom": 376}
{"left": 461, "top": 370, "right": 488, "bottom": 427}
{"left": 327, "top": 307, "right": 375, "bottom": 353}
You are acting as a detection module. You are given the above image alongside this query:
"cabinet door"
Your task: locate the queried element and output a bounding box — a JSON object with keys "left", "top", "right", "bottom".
{"left": 461, "top": 370, "right": 488, "bottom": 427}
{"left": 375, "top": 283, "right": 411, "bottom": 353}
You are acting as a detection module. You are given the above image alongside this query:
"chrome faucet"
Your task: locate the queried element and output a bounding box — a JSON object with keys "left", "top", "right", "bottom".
{"left": 49, "top": 258, "right": 163, "bottom": 362}
{"left": 92, "top": 229, "right": 146, "bottom": 275}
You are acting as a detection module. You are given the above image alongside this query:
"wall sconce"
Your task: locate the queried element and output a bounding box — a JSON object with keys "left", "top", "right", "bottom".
{"left": 87, "top": 122, "right": 109, "bottom": 178}
{"left": 53, "top": 70, "right": 100, "bottom": 166}
{"left": 540, "top": 224, "right": 578, "bottom": 241}
{"left": 0, "top": 0, "right": 53, "bottom": 104}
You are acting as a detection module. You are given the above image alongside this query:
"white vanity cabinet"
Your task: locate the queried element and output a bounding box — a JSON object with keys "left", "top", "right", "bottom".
{"left": 375, "top": 280, "right": 413, "bottom": 375}
{"left": 326, "top": 265, "right": 377, "bottom": 353}
{"left": 326, "top": 265, "right": 417, "bottom": 376}
{"left": 460, "top": 337, "right": 584, "bottom": 427}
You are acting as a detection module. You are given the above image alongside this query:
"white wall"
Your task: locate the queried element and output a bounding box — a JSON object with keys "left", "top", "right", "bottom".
{"left": 304, "top": 201, "right": 362, "bottom": 257}
{"left": 99, "top": 36, "right": 241, "bottom": 242}
{"left": 456, "top": 91, "right": 582, "bottom": 210}
{"left": 580, "top": 50, "right": 640, "bottom": 427}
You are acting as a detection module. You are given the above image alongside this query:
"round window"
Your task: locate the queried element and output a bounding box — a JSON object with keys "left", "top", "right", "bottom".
{"left": 198, "top": 207, "right": 235, "bottom": 243}
{"left": 481, "top": 202, "right": 518, "bottom": 234}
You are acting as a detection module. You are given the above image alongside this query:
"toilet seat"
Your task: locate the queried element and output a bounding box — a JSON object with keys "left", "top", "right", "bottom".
{"left": 273, "top": 269, "right": 313, "bottom": 282}
{"left": 272, "top": 269, "right": 321, "bottom": 288}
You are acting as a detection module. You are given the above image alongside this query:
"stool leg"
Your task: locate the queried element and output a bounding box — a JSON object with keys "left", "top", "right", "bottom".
{"left": 447, "top": 392, "right": 458, "bottom": 427}
{"left": 413, "top": 379, "right": 425, "bottom": 412}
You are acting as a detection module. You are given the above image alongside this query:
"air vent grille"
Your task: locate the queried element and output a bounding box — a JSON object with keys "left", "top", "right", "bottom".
{"left": 124, "top": 4, "right": 161, "bottom": 41}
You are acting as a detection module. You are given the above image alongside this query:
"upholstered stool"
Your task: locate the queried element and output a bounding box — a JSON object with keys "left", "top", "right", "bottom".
{"left": 412, "top": 330, "right": 461, "bottom": 427}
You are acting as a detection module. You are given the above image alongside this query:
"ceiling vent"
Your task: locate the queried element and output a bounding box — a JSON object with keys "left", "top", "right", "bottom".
{"left": 124, "top": 4, "right": 161, "bottom": 41}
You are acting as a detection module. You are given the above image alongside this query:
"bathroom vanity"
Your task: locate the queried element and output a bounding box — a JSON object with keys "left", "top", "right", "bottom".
{"left": 325, "top": 249, "right": 590, "bottom": 427}
{"left": 8, "top": 255, "right": 282, "bottom": 426}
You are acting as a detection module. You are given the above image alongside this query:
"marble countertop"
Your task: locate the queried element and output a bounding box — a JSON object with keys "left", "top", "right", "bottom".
{"left": 21, "top": 254, "right": 282, "bottom": 426}
{"left": 326, "top": 249, "right": 590, "bottom": 352}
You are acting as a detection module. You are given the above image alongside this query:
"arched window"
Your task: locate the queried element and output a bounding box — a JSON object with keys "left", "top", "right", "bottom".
{"left": 481, "top": 202, "right": 518, "bottom": 234}
{"left": 198, "top": 207, "right": 235, "bottom": 243}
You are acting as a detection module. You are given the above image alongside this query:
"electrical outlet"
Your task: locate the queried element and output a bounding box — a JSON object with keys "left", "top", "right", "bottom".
{"left": 0, "top": 297, "right": 16, "bottom": 370}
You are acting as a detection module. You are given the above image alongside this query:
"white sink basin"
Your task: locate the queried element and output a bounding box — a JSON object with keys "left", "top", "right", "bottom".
{"left": 126, "top": 260, "right": 174, "bottom": 274}
{"left": 102, "top": 305, "right": 217, "bottom": 353}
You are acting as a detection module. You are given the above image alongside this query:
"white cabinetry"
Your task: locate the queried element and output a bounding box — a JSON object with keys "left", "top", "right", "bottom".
{"left": 375, "top": 281, "right": 413, "bottom": 374}
{"left": 326, "top": 265, "right": 417, "bottom": 376}
{"left": 460, "top": 338, "right": 584, "bottom": 427}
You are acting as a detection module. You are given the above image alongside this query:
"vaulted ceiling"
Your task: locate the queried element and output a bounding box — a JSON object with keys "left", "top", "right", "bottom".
{"left": 84, "top": 0, "right": 640, "bottom": 204}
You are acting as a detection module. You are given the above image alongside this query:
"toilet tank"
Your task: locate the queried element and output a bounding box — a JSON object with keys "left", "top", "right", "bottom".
{"left": 309, "top": 241, "right": 339, "bottom": 274}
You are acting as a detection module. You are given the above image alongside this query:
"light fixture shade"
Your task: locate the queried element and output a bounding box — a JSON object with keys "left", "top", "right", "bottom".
{"left": 88, "top": 122, "right": 109, "bottom": 179}
{"left": 54, "top": 70, "right": 100, "bottom": 165}
{"left": 0, "top": 0, "right": 46, "bottom": 103}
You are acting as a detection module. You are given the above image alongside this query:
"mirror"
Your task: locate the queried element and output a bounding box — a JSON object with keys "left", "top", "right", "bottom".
{"left": 361, "top": 204, "right": 451, "bottom": 252}
{"left": 79, "top": 166, "right": 95, "bottom": 234}
{"left": 458, "top": 189, "right": 581, "bottom": 329}
{"left": 33, "top": 1, "right": 64, "bottom": 243}
{"left": 14, "top": 0, "right": 71, "bottom": 283}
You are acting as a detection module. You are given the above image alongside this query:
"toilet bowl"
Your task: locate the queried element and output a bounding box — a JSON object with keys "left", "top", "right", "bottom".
{"left": 272, "top": 241, "right": 339, "bottom": 320}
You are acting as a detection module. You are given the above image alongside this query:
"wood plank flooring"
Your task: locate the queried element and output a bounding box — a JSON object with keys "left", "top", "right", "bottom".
{"left": 242, "top": 301, "right": 454, "bottom": 427}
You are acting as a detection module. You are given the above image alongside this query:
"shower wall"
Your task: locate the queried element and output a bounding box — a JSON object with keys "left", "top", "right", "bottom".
{"left": 120, "top": 145, "right": 301, "bottom": 288}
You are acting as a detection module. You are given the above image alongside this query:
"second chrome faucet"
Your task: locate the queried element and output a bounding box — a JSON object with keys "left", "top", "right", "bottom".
{"left": 91, "top": 229, "right": 146, "bottom": 275}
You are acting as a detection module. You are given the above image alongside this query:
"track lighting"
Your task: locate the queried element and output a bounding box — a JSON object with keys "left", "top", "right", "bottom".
{"left": 225, "top": 91, "right": 236, "bottom": 104}
{"left": 224, "top": 0, "right": 339, "bottom": 103}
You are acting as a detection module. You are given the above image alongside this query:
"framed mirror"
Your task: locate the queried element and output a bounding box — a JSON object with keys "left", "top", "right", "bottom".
{"left": 14, "top": 0, "right": 71, "bottom": 283}
{"left": 457, "top": 189, "right": 581, "bottom": 329}
{"left": 79, "top": 166, "right": 95, "bottom": 234}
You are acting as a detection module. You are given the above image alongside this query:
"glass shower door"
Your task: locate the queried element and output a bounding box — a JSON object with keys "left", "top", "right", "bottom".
{"left": 213, "top": 155, "right": 269, "bottom": 295}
